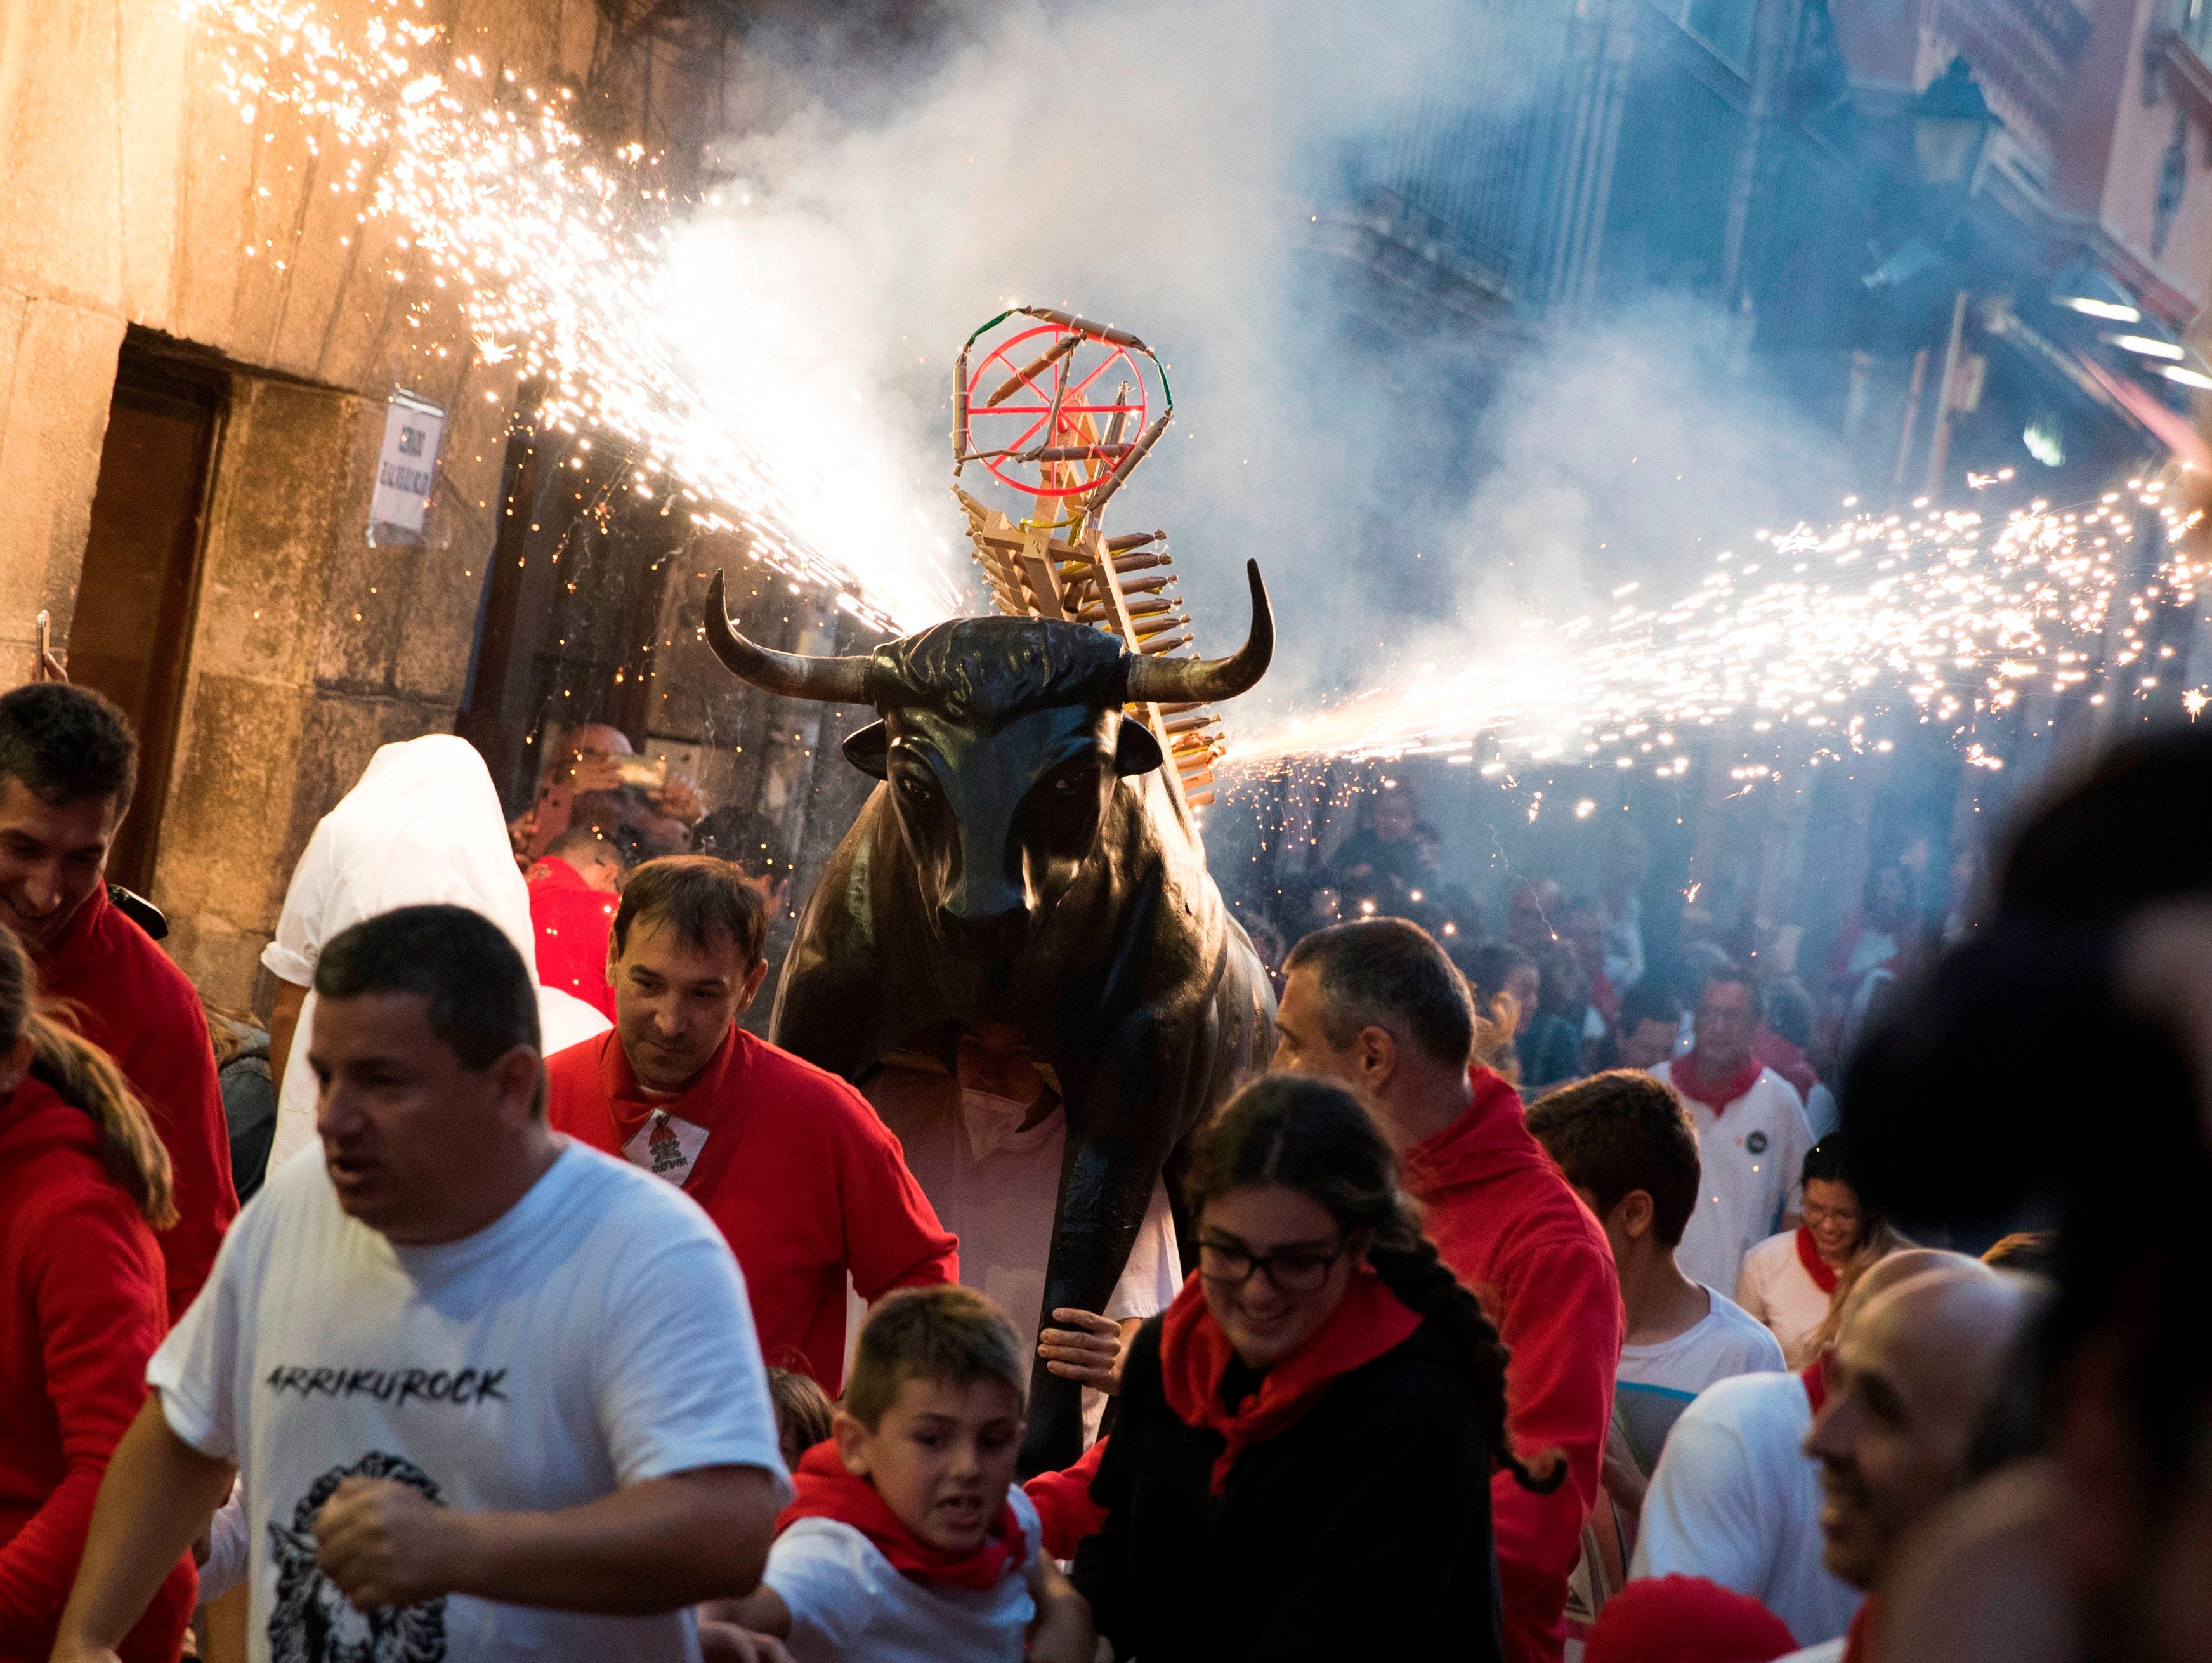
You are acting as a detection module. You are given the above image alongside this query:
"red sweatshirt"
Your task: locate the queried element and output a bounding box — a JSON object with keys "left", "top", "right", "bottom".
{"left": 0, "top": 1079, "right": 195, "bottom": 1662}
{"left": 547, "top": 1026, "right": 958, "bottom": 1391}
{"left": 526, "top": 857, "right": 618, "bottom": 1018}
{"left": 34, "top": 886, "right": 236, "bottom": 1325}
{"left": 1402, "top": 1067, "right": 1623, "bottom": 1663}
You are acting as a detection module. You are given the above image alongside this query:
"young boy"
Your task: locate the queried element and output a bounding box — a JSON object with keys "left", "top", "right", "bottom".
{"left": 707, "top": 1285, "right": 1096, "bottom": 1663}
{"left": 1527, "top": 1070, "right": 1784, "bottom": 1493}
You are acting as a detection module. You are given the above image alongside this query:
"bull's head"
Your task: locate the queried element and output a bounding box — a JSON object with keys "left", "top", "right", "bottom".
{"left": 704, "top": 561, "right": 1273, "bottom": 959}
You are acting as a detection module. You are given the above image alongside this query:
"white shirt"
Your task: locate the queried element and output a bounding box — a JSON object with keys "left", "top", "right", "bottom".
{"left": 1614, "top": 1287, "right": 1787, "bottom": 1471}
{"left": 766, "top": 1487, "right": 1042, "bottom": 1663}
{"left": 1653, "top": 1062, "right": 1813, "bottom": 1294}
{"left": 1779, "top": 1644, "right": 1845, "bottom": 1663}
{"left": 1735, "top": 1230, "right": 1837, "bottom": 1370}
{"left": 1630, "top": 1371, "right": 1862, "bottom": 1646}
{"left": 262, "top": 736, "right": 610, "bottom": 1170}
{"left": 151, "top": 1142, "right": 789, "bottom": 1663}
{"left": 867, "top": 1067, "right": 1182, "bottom": 1443}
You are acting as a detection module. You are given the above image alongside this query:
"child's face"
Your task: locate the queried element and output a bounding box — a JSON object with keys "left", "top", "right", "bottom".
{"left": 836, "top": 1374, "right": 1026, "bottom": 1553}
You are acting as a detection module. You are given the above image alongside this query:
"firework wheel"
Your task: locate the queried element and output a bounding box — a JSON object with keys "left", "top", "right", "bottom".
{"left": 964, "top": 323, "right": 1151, "bottom": 501}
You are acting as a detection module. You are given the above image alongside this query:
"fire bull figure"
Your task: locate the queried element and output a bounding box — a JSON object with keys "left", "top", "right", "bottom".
{"left": 704, "top": 561, "right": 1278, "bottom": 1469}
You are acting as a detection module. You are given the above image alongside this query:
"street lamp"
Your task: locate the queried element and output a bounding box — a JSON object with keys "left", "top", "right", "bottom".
{"left": 1914, "top": 57, "right": 1999, "bottom": 188}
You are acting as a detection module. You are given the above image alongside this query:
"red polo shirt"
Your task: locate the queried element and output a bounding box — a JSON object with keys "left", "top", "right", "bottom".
{"left": 527, "top": 857, "right": 617, "bottom": 1018}
{"left": 33, "top": 886, "right": 236, "bottom": 1325}
{"left": 546, "top": 1026, "right": 958, "bottom": 1391}
{"left": 1402, "top": 1067, "right": 1623, "bottom": 1663}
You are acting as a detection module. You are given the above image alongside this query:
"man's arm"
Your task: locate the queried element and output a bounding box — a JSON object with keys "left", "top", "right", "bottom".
{"left": 313, "top": 1464, "right": 783, "bottom": 1616}
{"left": 52, "top": 1401, "right": 236, "bottom": 1662}
{"left": 266, "top": 978, "right": 308, "bottom": 1094}
{"left": 1488, "top": 1233, "right": 1620, "bottom": 1626}
{"left": 836, "top": 1097, "right": 959, "bottom": 1299}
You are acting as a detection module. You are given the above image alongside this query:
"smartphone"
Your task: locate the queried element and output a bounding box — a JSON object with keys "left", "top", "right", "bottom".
{"left": 609, "top": 754, "right": 668, "bottom": 791}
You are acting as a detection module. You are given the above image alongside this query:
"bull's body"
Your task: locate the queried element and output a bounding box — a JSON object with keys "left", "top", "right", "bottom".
{"left": 703, "top": 562, "right": 1278, "bottom": 1472}
{"left": 773, "top": 757, "right": 1274, "bottom": 1469}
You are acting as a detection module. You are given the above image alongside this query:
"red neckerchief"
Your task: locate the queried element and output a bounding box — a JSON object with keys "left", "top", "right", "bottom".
{"left": 775, "top": 1441, "right": 1024, "bottom": 1592}
{"left": 596, "top": 1026, "right": 752, "bottom": 1198}
{"left": 1795, "top": 1225, "right": 1841, "bottom": 1295}
{"left": 1159, "top": 1267, "right": 1420, "bottom": 1495}
{"left": 1840, "top": 1594, "right": 1877, "bottom": 1663}
{"left": 1671, "top": 1053, "right": 1764, "bottom": 1114}
{"left": 1801, "top": 1358, "right": 1829, "bottom": 1416}
{"left": 29, "top": 878, "right": 110, "bottom": 985}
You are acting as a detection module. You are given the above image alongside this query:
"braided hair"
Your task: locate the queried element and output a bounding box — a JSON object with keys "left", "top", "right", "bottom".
{"left": 1185, "top": 1074, "right": 1563, "bottom": 1494}
{"left": 0, "top": 923, "right": 175, "bottom": 1228}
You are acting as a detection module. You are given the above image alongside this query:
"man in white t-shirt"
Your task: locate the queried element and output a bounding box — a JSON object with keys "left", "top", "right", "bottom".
{"left": 865, "top": 1023, "right": 1181, "bottom": 1445}
{"left": 53, "top": 905, "right": 789, "bottom": 1663}
{"left": 1629, "top": 1249, "right": 1977, "bottom": 1648}
{"left": 1527, "top": 1072, "right": 1784, "bottom": 1485}
{"left": 1651, "top": 966, "right": 1813, "bottom": 1294}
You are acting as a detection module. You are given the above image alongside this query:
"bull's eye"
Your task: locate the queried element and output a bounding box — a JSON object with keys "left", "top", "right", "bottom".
{"left": 896, "top": 772, "right": 934, "bottom": 805}
{"left": 1048, "top": 764, "right": 1097, "bottom": 797}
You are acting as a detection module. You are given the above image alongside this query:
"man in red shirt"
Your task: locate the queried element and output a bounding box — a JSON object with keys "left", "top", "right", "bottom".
{"left": 0, "top": 685, "right": 235, "bottom": 1323}
{"left": 527, "top": 827, "right": 625, "bottom": 1018}
{"left": 1273, "top": 917, "right": 1621, "bottom": 1663}
{"left": 546, "top": 855, "right": 957, "bottom": 1390}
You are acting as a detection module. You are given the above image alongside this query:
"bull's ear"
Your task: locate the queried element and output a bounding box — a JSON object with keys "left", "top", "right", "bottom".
{"left": 843, "top": 721, "right": 891, "bottom": 778}
{"left": 1114, "top": 717, "right": 1165, "bottom": 777}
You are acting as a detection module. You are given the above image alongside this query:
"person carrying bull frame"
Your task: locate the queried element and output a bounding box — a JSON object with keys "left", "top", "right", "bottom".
{"left": 547, "top": 855, "right": 959, "bottom": 1393}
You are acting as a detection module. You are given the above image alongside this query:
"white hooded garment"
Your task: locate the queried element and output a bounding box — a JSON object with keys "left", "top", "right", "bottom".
{"left": 261, "top": 733, "right": 611, "bottom": 1171}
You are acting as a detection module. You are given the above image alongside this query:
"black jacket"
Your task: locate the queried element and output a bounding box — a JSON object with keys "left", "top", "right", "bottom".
{"left": 1073, "top": 1315, "right": 1504, "bottom": 1662}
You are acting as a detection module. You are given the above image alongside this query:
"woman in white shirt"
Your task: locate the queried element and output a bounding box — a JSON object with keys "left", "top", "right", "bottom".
{"left": 1734, "top": 1138, "right": 1901, "bottom": 1367}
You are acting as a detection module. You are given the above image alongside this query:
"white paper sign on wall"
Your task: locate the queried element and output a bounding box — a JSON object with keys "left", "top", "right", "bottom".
{"left": 368, "top": 390, "right": 446, "bottom": 543}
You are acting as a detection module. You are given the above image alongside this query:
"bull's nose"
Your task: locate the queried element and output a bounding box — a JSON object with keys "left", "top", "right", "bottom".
{"left": 936, "top": 903, "right": 1032, "bottom": 960}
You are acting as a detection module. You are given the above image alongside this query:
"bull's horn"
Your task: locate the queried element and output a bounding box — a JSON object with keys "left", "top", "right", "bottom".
{"left": 1123, "top": 560, "right": 1274, "bottom": 705}
{"left": 702, "top": 569, "right": 872, "bottom": 704}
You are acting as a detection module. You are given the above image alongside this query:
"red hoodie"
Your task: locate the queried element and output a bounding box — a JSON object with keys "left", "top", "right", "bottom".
{"left": 1401, "top": 1067, "right": 1623, "bottom": 1663}
{"left": 546, "top": 1025, "right": 957, "bottom": 1391}
{"left": 0, "top": 1078, "right": 195, "bottom": 1662}
{"left": 526, "top": 857, "right": 618, "bottom": 1018}
{"left": 34, "top": 886, "right": 235, "bottom": 1325}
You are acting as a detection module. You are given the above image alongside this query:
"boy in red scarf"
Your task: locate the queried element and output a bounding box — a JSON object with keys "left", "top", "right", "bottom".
{"left": 1274, "top": 920, "right": 1621, "bottom": 1663}
{"left": 705, "top": 1285, "right": 1094, "bottom": 1663}
{"left": 0, "top": 685, "right": 234, "bottom": 1323}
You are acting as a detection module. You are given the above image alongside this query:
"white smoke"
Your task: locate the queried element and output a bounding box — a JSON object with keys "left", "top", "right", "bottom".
{"left": 659, "top": 1, "right": 1850, "bottom": 734}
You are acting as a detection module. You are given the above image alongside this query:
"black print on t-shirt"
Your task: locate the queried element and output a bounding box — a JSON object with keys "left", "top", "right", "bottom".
{"left": 268, "top": 1451, "right": 448, "bottom": 1663}
{"left": 265, "top": 1365, "right": 508, "bottom": 1406}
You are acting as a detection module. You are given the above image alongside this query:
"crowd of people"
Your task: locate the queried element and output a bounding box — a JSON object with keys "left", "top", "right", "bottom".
{"left": 0, "top": 674, "right": 2203, "bottom": 1663}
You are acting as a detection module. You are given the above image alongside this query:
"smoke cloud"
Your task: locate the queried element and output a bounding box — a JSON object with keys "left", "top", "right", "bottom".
{"left": 660, "top": 1, "right": 1853, "bottom": 746}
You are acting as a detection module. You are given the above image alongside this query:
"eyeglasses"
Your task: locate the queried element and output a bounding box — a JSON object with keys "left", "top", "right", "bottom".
{"left": 1802, "top": 1201, "right": 1863, "bottom": 1228}
{"left": 1197, "top": 1235, "right": 1348, "bottom": 1295}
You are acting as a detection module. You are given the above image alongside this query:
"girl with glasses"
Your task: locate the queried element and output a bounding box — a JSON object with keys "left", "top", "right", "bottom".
{"left": 1734, "top": 1137, "right": 1905, "bottom": 1368}
{"left": 1072, "top": 1075, "right": 1561, "bottom": 1661}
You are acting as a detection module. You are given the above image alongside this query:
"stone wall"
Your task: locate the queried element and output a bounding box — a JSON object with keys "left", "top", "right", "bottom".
{"left": 0, "top": 0, "right": 721, "bottom": 1009}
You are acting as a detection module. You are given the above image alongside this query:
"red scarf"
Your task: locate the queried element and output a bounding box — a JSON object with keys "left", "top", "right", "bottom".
{"left": 1158, "top": 1268, "right": 1421, "bottom": 1495}
{"left": 775, "top": 1442, "right": 1025, "bottom": 1592}
{"left": 1670, "top": 1053, "right": 1764, "bottom": 1114}
{"left": 1795, "top": 1225, "right": 1840, "bottom": 1295}
{"left": 1801, "top": 1358, "right": 1829, "bottom": 1416}
{"left": 1840, "top": 1595, "right": 1877, "bottom": 1663}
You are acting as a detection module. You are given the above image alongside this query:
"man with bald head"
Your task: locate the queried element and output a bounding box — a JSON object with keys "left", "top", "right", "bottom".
{"left": 1781, "top": 1261, "right": 2038, "bottom": 1662}
{"left": 1630, "top": 1250, "right": 1982, "bottom": 1647}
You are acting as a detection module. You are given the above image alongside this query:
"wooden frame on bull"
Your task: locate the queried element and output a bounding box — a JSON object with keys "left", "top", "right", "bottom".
{"left": 954, "top": 492, "right": 1224, "bottom": 812}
